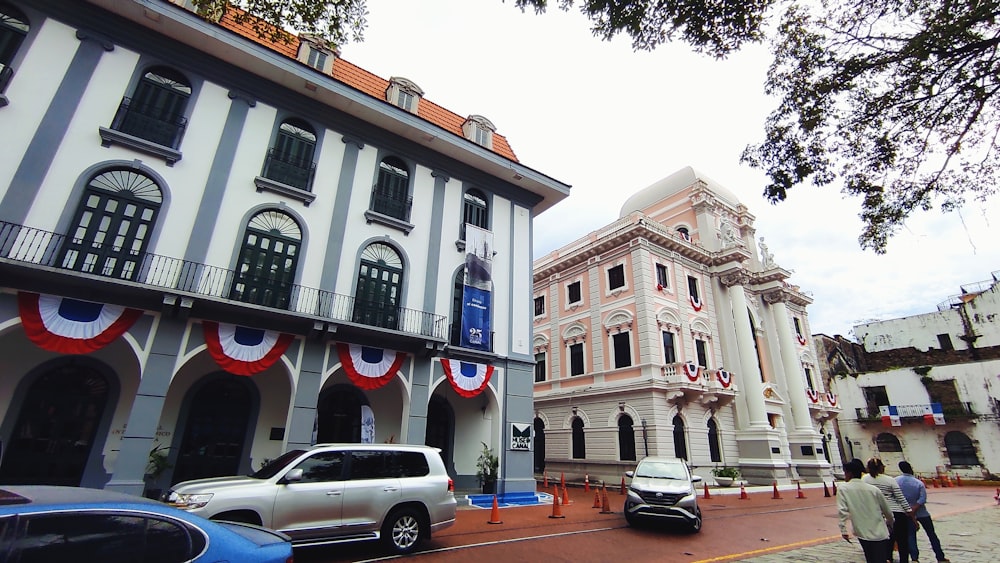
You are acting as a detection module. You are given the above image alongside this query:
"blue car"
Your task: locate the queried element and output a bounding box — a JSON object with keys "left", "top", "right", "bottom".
{"left": 0, "top": 485, "right": 293, "bottom": 563}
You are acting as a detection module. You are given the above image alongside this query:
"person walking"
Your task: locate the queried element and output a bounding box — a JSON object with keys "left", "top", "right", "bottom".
{"left": 864, "top": 457, "right": 914, "bottom": 563}
{"left": 839, "top": 458, "right": 895, "bottom": 563}
{"left": 896, "top": 461, "right": 950, "bottom": 563}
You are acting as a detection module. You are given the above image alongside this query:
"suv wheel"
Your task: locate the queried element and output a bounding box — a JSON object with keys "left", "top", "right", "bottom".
{"left": 382, "top": 508, "right": 423, "bottom": 554}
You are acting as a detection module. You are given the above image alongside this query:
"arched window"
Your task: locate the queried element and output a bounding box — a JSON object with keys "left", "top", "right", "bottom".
{"left": 675, "top": 226, "right": 690, "bottom": 241}
{"left": 708, "top": 418, "right": 722, "bottom": 463}
{"left": 571, "top": 417, "right": 585, "bottom": 459}
{"left": 944, "top": 432, "right": 979, "bottom": 466}
{"left": 371, "top": 156, "right": 411, "bottom": 221}
{"left": 461, "top": 188, "right": 488, "bottom": 238}
{"left": 262, "top": 118, "right": 317, "bottom": 191}
{"left": 59, "top": 168, "right": 163, "bottom": 281}
{"left": 673, "top": 415, "right": 687, "bottom": 460}
{"left": 353, "top": 242, "right": 403, "bottom": 330}
{"left": 426, "top": 396, "right": 455, "bottom": 474}
{"left": 114, "top": 66, "right": 191, "bottom": 148}
{"left": 875, "top": 432, "right": 902, "bottom": 453}
{"left": 618, "top": 414, "right": 636, "bottom": 461}
{"left": 230, "top": 209, "right": 301, "bottom": 309}
{"left": 0, "top": 2, "right": 29, "bottom": 93}
{"left": 533, "top": 417, "right": 546, "bottom": 473}
{"left": 172, "top": 375, "right": 255, "bottom": 484}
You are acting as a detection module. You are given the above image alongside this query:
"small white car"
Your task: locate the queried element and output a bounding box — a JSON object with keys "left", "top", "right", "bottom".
{"left": 165, "top": 443, "right": 456, "bottom": 554}
{"left": 623, "top": 456, "right": 703, "bottom": 532}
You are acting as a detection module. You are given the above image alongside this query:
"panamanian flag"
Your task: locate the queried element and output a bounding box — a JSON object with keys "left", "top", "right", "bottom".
{"left": 18, "top": 291, "right": 142, "bottom": 354}
{"left": 337, "top": 343, "right": 407, "bottom": 390}
{"left": 924, "top": 403, "right": 946, "bottom": 426}
{"left": 880, "top": 405, "right": 901, "bottom": 427}
{"left": 203, "top": 321, "right": 294, "bottom": 376}
{"left": 441, "top": 359, "right": 493, "bottom": 398}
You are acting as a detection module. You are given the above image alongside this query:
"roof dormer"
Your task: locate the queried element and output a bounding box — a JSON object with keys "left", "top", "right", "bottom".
{"left": 462, "top": 115, "right": 495, "bottom": 149}
{"left": 296, "top": 34, "right": 336, "bottom": 74}
{"left": 386, "top": 77, "right": 423, "bottom": 114}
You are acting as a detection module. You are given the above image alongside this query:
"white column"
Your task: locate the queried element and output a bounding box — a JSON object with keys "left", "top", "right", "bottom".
{"left": 724, "top": 277, "right": 769, "bottom": 428}
{"left": 767, "top": 294, "right": 815, "bottom": 432}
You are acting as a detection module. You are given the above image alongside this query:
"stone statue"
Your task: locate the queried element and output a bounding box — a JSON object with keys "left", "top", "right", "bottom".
{"left": 759, "top": 237, "right": 774, "bottom": 267}
{"left": 719, "top": 220, "right": 736, "bottom": 248}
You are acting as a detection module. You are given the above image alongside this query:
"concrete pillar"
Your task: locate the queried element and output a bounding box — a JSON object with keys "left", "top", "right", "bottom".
{"left": 722, "top": 276, "right": 769, "bottom": 428}
{"left": 766, "top": 294, "right": 815, "bottom": 432}
{"left": 286, "top": 338, "right": 326, "bottom": 450}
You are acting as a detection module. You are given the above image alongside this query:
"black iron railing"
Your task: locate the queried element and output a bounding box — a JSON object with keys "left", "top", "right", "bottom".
{"left": 0, "top": 64, "right": 13, "bottom": 93}
{"left": 0, "top": 221, "right": 447, "bottom": 339}
{"left": 369, "top": 187, "right": 412, "bottom": 221}
{"left": 109, "top": 96, "right": 188, "bottom": 148}
{"left": 260, "top": 148, "right": 316, "bottom": 191}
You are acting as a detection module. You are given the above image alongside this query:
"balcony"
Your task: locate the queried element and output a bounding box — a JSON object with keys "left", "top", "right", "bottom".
{"left": 0, "top": 221, "right": 447, "bottom": 342}
{"left": 364, "top": 187, "right": 415, "bottom": 234}
{"left": 253, "top": 148, "right": 317, "bottom": 206}
{"left": 0, "top": 63, "right": 13, "bottom": 93}
{"left": 99, "top": 97, "right": 187, "bottom": 164}
{"left": 660, "top": 363, "right": 736, "bottom": 407}
{"left": 855, "top": 402, "right": 976, "bottom": 423}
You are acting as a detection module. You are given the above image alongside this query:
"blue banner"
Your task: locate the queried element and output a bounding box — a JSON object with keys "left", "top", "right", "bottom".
{"left": 461, "top": 285, "right": 491, "bottom": 350}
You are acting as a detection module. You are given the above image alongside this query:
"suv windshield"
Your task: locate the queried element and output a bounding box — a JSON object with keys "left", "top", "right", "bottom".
{"left": 635, "top": 461, "right": 687, "bottom": 480}
{"left": 250, "top": 450, "right": 306, "bottom": 479}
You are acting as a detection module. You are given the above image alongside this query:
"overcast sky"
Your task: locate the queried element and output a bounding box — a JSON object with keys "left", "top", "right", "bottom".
{"left": 343, "top": 1, "right": 1000, "bottom": 339}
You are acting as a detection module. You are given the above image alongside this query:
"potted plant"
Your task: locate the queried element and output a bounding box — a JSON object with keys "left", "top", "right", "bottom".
{"left": 476, "top": 442, "right": 499, "bottom": 494}
{"left": 144, "top": 444, "right": 173, "bottom": 499}
{"left": 712, "top": 466, "right": 740, "bottom": 487}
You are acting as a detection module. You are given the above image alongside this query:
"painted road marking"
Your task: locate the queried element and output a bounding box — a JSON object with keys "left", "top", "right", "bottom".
{"left": 356, "top": 526, "right": 621, "bottom": 562}
{"left": 691, "top": 535, "right": 841, "bottom": 562}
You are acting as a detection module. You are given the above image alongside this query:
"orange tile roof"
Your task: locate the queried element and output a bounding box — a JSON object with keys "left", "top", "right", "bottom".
{"left": 208, "top": 5, "right": 518, "bottom": 162}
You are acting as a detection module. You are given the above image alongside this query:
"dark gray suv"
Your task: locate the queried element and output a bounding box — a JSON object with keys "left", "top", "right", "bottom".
{"left": 165, "top": 443, "right": 456, "bottom": 554}
{"left": 623, "top": 456, "right": 703, "bottom": 532}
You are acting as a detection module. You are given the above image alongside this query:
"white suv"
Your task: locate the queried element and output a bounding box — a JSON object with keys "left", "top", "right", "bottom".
{"left": 164, "top": 443, "right": 456, "bottom": 554}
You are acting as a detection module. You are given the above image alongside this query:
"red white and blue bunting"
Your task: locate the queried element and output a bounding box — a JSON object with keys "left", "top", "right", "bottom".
{"left": 203, "top": 321, "right": 294, "bottom": 376}
{"left": 18, "top": 291, "right": 142, "bottom": 354}
{"left": 716, "top": 369, "right": 732, "bottom": 388}
{"left": 683, "top": 361, "right": 701, "bottom": 382}
{"left": 441, "top": 359, "right": 494, "bottom": 398}
{"left": 337, "top": 343, "right": 406, "bottom": 390}
{"left": 806, "top": 388, "right": 820, "bottom": 403}
{"left": 826, "top": 392, "right": 838, "bottom": 407}
{"left": 689, "top": 294, "right": 703, "bottom": 312}
{"left": 796, "top": 333, "right": 808, "bottom": 346}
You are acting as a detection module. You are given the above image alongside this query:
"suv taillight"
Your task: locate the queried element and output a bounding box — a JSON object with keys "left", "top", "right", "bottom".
{"left": 448, "top": 478, "right": 454, "bottom": 492}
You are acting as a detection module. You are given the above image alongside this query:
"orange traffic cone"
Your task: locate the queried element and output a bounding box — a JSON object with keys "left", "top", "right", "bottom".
{"left": 620, "top": 476, "right": 626, "bottom": 495}
{"left": 584, "top": 474, "right": 590, "bottom": 493}
{"left": 600, "top": 485, "right": 614, "bottom": 514}
{"left": 592, "top": 490, "right": 602, "bottom": 508}
{"left": 703, "top": 482, "right": 712, "bottom": 499}
{"left": 956, "top": 475, "right": 962, "bottom": 486}
{"left": 560, "top": 472, "right": 566, "bottom": 489}
{"left": 739, "top": 482, "right": 748, "bottom": 500}
{"left": 562, "top": 484, "right": 571, "bottom": 506}
{"left": 796, "top": 482, "right": 806, "bottom": 499}
{"left": 772, "top": 481, "right": 782, "bottom": 499}
{"left": 543, "top": 473, "right": 548, "bottom": 488}
{"left": 487, "top": 495, "right": 503, "bottom": 525}
{"left": 823, "top": 482, "right": 831, "bottom": 498}
{"left": 548, "top": 485, "right": 565, "bottom": 519}
{"left": 932, "top": 477, "right": 939, "bottom": 488}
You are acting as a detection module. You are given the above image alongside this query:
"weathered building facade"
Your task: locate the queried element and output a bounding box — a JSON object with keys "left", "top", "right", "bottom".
{"left": 829, "top": 272, "right": 1000, "bottom": 478}
{"left": 532, "top": 168, "right": 841, "bottom": 485}
{"left": 0, "top": 0, "right": 568, "bottom": 497}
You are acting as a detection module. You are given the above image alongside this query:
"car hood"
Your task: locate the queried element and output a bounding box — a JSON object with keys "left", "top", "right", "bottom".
{"left": 172, "top": 475, "right": 264, "bottom": 492}
{"left": 629, "top": 476, "right": 694, "bottom": 493}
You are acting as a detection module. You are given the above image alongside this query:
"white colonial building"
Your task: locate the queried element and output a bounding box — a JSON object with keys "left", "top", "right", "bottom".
{"left": 829, "top": 272, "right": 1000, "bottom": 479}
{"left": 532, "top": 167, "right": 841, "bottom": 485}
{"left": 0, "top": 0, "right": 568, "bottom": 497}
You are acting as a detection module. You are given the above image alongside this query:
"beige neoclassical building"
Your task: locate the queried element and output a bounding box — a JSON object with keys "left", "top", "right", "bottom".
{"left": 532, "top": 167, "right": 841, "bottom": 485}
